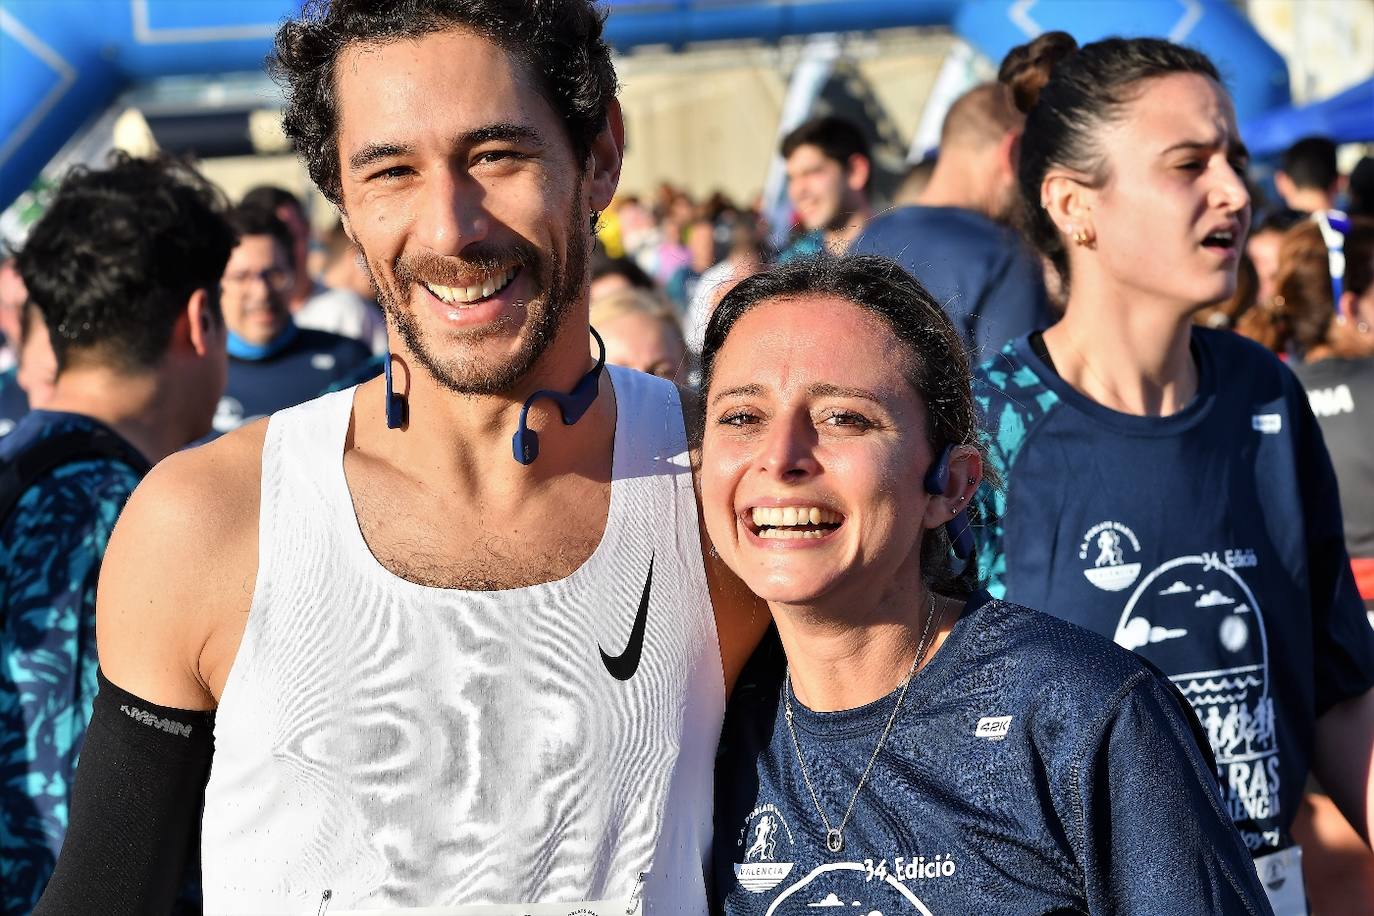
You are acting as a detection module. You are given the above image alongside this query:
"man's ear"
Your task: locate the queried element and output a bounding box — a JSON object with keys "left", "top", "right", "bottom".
{"left": 1274, "top": 171, "right": 1296, "bottom": 204}
{"left": 846, "top": 154, "right": 872, "bottom": 194}
{"left": 1338, "top": 289, "right": 1359, "bottom": 321}
{"left": 998, "top": 129, "right": 1021, "bottom": 179}
{"left": 587, "top": 99, "right": 626, "bottom": 214}
{"left": 184, "top": 288, "right": 218, "bottom": 357}
{"left": 338, "top": 209, "right": 357, "bottom": 246}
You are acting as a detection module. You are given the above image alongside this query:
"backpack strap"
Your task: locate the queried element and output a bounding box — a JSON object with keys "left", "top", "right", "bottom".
{"left": 0, "top": 426, "right": 151, "bottom": 528}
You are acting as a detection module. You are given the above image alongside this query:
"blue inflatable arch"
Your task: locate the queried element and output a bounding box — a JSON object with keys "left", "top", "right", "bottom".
{"left": 0, "top": 0, "right": 1289, "bottom": 212}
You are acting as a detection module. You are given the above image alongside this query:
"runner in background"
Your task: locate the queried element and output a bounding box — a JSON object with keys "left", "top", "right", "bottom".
{"left": 778, "top": 116, "right": 873, "bottom": 261}
{"left": 311, "top": 220, "right": 388, "bottom": 354}
{"left": 974, "top": 32, "right": 1374, "bottom": 915}
{"left": 1, "top": 153, "right": 233, "bottom": 913}
{"left": 853, "top": 82, "right": 1052, "bottom": 362}
{"left": 1275, "top": 138, "right": 1342, "bottom": 216}
{"left": 210, "top": 204, "right": 371, "bottom": 435}
{"left": 1274, "top": 217, "right": 1374, "bottom": 607}
{"left": 1268, "top": 214, "right": 1374, "bottom": 910}
{"left": 590, "top": 287, "right": 687, "bottom": 383}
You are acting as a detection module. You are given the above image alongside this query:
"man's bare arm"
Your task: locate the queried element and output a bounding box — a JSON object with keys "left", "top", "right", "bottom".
{"left": 36, "top": 424, "right": 266, "bottom": 914}
{"left": 96, "top": 421, "right": 265, "bottom": 708}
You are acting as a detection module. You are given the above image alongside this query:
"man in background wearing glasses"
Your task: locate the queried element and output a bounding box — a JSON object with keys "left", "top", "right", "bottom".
{"left": 210, "top": 205, "right": 372, "bottom": 436}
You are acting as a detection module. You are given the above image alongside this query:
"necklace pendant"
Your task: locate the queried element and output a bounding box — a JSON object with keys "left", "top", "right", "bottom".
{"left": 826, "top": 829, "right": 844, "bottom": 854}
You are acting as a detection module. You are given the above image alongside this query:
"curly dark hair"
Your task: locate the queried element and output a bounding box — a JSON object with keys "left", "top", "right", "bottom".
{"left": 699, "top": 255, "right": 997, "bottom": 597}
{"left": 998, "top": 32, "right": 1222, "bottom": 285}
{"left": 15, "top": 153, "right": 235, "bottom": 373}
{"left": 271, "top": 0, "right": 618, "bottom": 206}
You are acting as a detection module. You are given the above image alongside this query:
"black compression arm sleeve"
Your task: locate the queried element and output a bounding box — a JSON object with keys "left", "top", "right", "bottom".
{"left": 35, "top": 669, "right": 215, "bottom": 916}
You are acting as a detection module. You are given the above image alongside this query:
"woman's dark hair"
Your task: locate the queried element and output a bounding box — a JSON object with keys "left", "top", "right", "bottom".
{"left": 998, "top": 32, "right": 1222, "bottom": 284}
{"left": 1271, "top": 217, "right": 1374, "bottom": 357}
{"left": 15, "top": 152, "right": 234, "bottom": 373}
{"left": 699, "top": 255, "right": 995, "bottom": 596}
{"left": 271, "top": 0, "right": 618, "bottom": 206}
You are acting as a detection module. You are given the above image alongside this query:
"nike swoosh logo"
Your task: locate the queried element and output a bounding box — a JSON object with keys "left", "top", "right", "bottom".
{"left": 600, "top": 553, "right": 653, "bottom": 681}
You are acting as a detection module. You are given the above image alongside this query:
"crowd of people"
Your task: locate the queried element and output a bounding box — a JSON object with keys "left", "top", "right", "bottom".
{"left": 0, "top": 0, "right": 1370, "bottom": 914}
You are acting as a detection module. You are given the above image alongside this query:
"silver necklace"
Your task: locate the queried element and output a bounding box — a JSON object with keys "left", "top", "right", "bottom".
{"left": 783, "top": 591, "right": 943, "bottom": 855}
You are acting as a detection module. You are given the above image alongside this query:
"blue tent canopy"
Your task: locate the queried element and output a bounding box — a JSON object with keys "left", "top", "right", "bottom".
{"left": 1241, "top": 78, "right": 1374, "bottom": 158}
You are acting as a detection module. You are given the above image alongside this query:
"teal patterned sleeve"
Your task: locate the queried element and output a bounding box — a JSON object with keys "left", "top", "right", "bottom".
{"left": 0, "top": 460, "right": 140, "bottom": 914}
{"left": 971, "top": 343, "right": 1060, "bottom": 600}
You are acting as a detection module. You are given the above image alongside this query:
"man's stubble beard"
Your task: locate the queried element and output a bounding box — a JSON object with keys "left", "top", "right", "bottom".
{"left": 364, "top": 183, "right": 590, "bottom": 396}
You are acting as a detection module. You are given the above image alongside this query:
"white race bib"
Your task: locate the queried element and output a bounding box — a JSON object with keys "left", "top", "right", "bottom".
{"left": 1254, "top": 846, "right": 1306, "bottom": 916}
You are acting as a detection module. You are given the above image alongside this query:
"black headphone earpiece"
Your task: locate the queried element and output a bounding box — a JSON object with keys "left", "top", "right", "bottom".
{"left": 512, "top": 327, "right": 607, "bottom": 465}
{"left": 924, "top": 443, "right": 975, "bottom": 561}
{"left": 384, "top": 354, "right": 408, "bottom": 430}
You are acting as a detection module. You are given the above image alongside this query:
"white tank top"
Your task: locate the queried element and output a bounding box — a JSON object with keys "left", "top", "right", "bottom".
{"left": 201, "top": 366, "right": 723, "bottom": 915}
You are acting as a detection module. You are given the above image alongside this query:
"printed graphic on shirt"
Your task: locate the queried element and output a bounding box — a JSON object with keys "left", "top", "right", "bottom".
{"left": 974, "top": 715, "right": 1012, "bottom": 740}
{"left": 757, "top": 858, "right": 952, "bottom": 915}
{"left": 1305, "top": 384, "right": 1355, "bottom": 417}
{"left": 1115, "top": 552, "right": 1280, "bottom": 850}
{"left": 1078, "top": 521, "right": 1143, "bottom": 592}
{"left": 734, "top": 804, "right": 798, "bottom": 893}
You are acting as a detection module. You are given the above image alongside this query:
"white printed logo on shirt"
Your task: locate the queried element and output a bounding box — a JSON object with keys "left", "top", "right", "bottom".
{"left": 1078, "top": 521, "right": 1143, "bottom": 592}
{"left": 974, "top": 716, "right": 1012, "bottom": 740}
{"left": 733, "top": 804, "right": 796, "bottom": 893}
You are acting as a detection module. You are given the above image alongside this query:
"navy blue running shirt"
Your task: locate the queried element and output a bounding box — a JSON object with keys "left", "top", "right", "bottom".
{"left": 851, "top": 206, "right": 1052, "bottom": 362}
{"left": 972, "top": 327, "right": 1374, "bottom": 856}
{"left": 713, "top": 596, "right": 1271, "bottom": 915}
{"left": 212, "top": 325, "right": 371, "bottom": 435}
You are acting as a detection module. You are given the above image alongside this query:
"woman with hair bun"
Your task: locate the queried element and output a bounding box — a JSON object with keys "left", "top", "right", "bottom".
{"left": 704, "top": 255, "right": 1269, "bottom": 914}
{"left": 975, "top": 32, "right": 1374, "bottom": 913}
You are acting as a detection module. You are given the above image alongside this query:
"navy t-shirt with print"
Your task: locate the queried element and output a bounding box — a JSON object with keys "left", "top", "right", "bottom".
{"left": 212, "top": 327, "right": 371, "bottom": 435}
{"left": 972, "top": 328, "right": 1374, "bottom": 856}
{"left": 714, "top": 595, "right": 1270, "bottom": 915}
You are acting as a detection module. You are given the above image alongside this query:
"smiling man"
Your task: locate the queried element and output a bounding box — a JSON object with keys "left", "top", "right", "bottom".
{"left": 778, "top": 116, "right": 874, "bottom": 262}
{"left": 34, "top": 2, "right": 764, "bottom": 914}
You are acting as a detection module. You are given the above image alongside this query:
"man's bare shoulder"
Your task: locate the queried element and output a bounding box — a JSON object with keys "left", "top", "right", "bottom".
{"left": 96, "top": 420, "right": 268, "bottom": 708}
{"left": 134, "top": 420, "right": 267, "bottom": 541}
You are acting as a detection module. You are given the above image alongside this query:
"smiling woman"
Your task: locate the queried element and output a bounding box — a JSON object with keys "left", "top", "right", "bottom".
{"left": 702, "top": 255, "right": 1271, "bottom": 915}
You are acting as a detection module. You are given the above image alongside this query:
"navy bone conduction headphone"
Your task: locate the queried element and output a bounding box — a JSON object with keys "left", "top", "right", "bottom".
{"left": 512, "top": 327, "right": 606, "bottom": 465}
{"left": 922, "top": 442, "right": 975, "bottom": 561}
{"left": 383, "top": 327, "right": 608, "bottom": 467}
